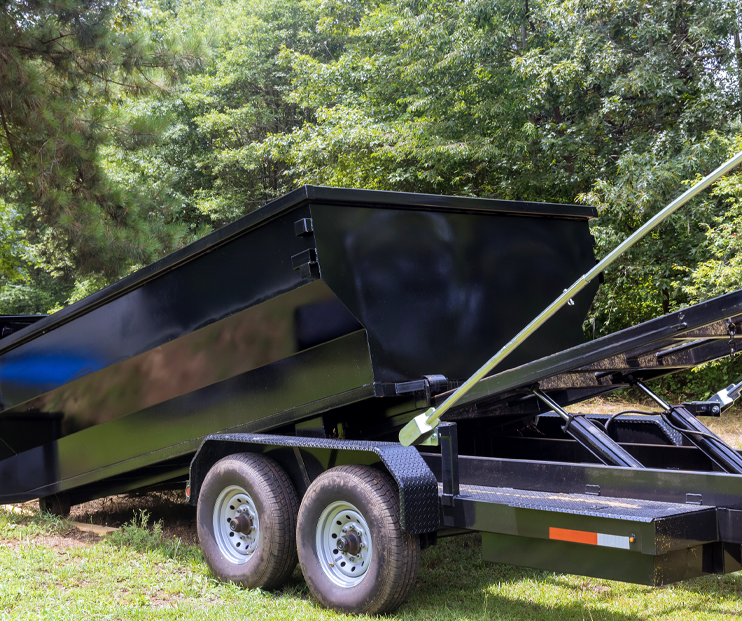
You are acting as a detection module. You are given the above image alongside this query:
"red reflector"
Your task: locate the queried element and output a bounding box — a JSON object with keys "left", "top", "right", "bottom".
{"left": 185, "top": 484, "right": 191, "bottom": 499}
{"left": 549, "top": 527, "right": 597, "bottom": 545}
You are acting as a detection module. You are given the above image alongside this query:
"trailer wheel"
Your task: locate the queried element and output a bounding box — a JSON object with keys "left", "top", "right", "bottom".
{"left": 296, "top": 465, "right": 420, "bottom": 614}
{"left": 197, "top": 453, "right": 298, "bottom": 589}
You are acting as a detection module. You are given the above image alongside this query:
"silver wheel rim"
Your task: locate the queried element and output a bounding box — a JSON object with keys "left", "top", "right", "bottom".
{"left": 316, "top": 501, "right": 373, "bottom": 588}
{"left": 213, "top": 485, "right": 260, "bottom": 564}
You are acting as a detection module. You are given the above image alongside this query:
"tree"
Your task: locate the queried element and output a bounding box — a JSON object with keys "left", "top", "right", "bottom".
{"left": 0, "top": 0, "right": 204, "bottom": 281}
{"left": 266, "top": 0, "right": 742, "bottom": 336}
{"left": 104, "top": 0, "right": 355, "bottom": 229}
{"left": 94, "top": 0, "right": 742, "bottom": 344}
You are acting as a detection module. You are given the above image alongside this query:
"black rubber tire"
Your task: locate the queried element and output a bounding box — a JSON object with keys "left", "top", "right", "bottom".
{"left": 197, "top": 453, "right": 299, "bottom": 590}
{"left": 39, "top": 493, "right": 70, "bottom": 517}
{"left": 296, "top": 465, "right": 420, "bottom": 615}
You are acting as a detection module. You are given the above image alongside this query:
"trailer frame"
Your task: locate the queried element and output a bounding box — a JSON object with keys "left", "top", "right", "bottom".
{"left": 188, "top": 286, "right": 742, "bottom": 588}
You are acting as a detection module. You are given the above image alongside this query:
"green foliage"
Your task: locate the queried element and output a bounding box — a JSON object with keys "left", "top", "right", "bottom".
{"left": 0, "top": 284, "right": 59, "bottom": 315}
{"left": 103, "top": 0, "right": 347, "bottom": 228}
{"left": 0, "top": 0, "right": 205, "bottom": 280}
{"left": 682, "top": 148, "right": 742, "bottom": 303}
{"left": 109, "top": 509, "right": 164, "bottom": 552}
{"left": 653, "top": 358, "right": 742, "bottom": 401}
{"left": 1, "top": 0, "right": 741, "bottom": 400}
{"left": 0, "top": 505, "right": 67, "bottom": 539}
{"left": 582, "top": 137, "right": 732, "bottom": 335}
{"left": 108, "top": 509, "right": 201, "bottom": 563}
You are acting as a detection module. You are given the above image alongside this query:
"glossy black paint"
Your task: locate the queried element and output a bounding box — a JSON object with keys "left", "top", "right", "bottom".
{"left": 0, "top": 186, "right": 599, "bottom": 503}
{"left": 482, "top": 533, "right": 719, "bottom": 586}
{"left": 666, "top": 405, "right": 742, "bottom": 474}
{"left": 0, "top": 315, "right": 45, "bottom": 340}
{"left": 311, "top": 201, "right": 599, "bottom": 382}
{"left": 422, "top": 452, "right": 742, "bottom": 509}
{"left": 426, "top": 451, "right": 742, "bottom": 584}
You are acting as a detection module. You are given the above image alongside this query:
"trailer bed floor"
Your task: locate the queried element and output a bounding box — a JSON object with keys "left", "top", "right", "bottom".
{"left": 446, "top": 483, "right": 707, "bottom": 522}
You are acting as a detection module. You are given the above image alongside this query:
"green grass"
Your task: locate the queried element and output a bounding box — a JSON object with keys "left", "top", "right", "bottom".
{"left": 3, "top": 507, "right": 742, "bottom": 620}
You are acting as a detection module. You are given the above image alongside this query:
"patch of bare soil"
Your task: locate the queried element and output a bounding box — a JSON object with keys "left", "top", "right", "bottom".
{"left": 1, "top": 522, "right": 101, "bottom": 552}
{"left": 70, "top": 490, "right": 198, "bottom": 545}
{"left": 3, "top": 491, "right": 197, "bottom": 555}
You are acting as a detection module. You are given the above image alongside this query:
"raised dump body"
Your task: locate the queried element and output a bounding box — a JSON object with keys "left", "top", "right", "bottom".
{"left": 0, "top": 186, "right": 598, "bottom": 505}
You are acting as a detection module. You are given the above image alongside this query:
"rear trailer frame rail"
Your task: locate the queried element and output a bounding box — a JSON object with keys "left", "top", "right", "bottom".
{"left": 419, "top": 446, "right": 742, "bottom": 585}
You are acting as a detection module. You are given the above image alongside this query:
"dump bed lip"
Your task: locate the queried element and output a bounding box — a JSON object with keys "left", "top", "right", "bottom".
{"left": 0, "top": 186, "right": 596, "bottom": 355}
{"left": 301, "top": 186, "right": 597, "bottom": 220}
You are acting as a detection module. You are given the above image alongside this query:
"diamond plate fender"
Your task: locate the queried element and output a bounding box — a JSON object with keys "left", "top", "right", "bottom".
{"left": 188, "top": 433, "right": 439, "bottom": 534}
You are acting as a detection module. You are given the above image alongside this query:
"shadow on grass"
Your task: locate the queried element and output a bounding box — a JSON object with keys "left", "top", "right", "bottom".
{"left": 72, "top": 490, "right": 198, "bottom": 543}
{"left": 28, "top": 492, "right": 741, "bottom": 620}
{"left": 390, "top": 533, "right": 742, "bottom": 621}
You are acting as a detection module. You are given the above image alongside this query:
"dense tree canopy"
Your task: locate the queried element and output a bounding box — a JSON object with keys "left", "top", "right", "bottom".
{"left": 0, "top": 0, "right": 204, "bottom": 288}
{"left": 3, "top": 0, "right": 742, "bottom": 393}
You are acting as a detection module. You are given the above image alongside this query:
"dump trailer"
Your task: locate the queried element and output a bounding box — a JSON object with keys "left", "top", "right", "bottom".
{"left": 1, "top": 186, "right": 742, "bottom": 614}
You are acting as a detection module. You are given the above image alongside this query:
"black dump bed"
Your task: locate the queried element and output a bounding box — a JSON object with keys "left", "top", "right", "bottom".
{"left": 0, "top": 186, "right": 598, "bottom": 503}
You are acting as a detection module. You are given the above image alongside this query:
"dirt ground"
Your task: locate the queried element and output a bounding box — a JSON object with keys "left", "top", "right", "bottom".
{"left": 4, "top": 489, "right": 198, "bottom": 546}
{"left": 69, "top": 490, "right": 199, "bottom": 544}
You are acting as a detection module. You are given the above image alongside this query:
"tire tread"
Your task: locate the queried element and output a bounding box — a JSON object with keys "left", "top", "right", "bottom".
{"left": 197, "top": 453, "right": 298, "bottom": 590}
{"left": 298, "top": 464, "right": 420, "bottom": 614}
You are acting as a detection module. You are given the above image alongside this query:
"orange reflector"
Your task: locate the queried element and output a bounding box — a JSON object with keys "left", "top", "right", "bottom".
{"left": 549, "top": 527, "right": 597, "bottom": 545}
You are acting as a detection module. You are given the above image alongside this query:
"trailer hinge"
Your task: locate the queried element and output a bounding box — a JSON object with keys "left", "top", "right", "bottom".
{"left": 395, "top": 379, "right": 426, "bottom": 395}
{"left": 291, "top": 248, "right": 318, "bottom": 279}
{"left": 294, "top": 218, "right": 313, "bottom": 236}
{"left": 681, "top": 401, "right": 721, "bottom": 417}
{"left": 424, "top": 375, "right": 448, "bottom": 405}
{"left": 729, "top": 320, "right": 737, "bottom": 360}
{"left": 394, "top": 375, "right": 449, "bottom": 406}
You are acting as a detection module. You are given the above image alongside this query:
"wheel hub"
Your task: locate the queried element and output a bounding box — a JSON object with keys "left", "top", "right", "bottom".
{"left": 316, "top": 501, "right": 373, "bottom": 587}
{"left": 336, "top": 532, "right": 361, "bottom": 555}
{"left": 230, "top": 513, "right": 253, "bottom": 533}
{"left": 213, "top": 485, "right": 260, "bottom": 564}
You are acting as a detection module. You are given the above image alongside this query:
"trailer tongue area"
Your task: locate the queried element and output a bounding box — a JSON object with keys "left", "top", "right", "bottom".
{"left": 1, "top": 185, "right": 742, "bottom": 612}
